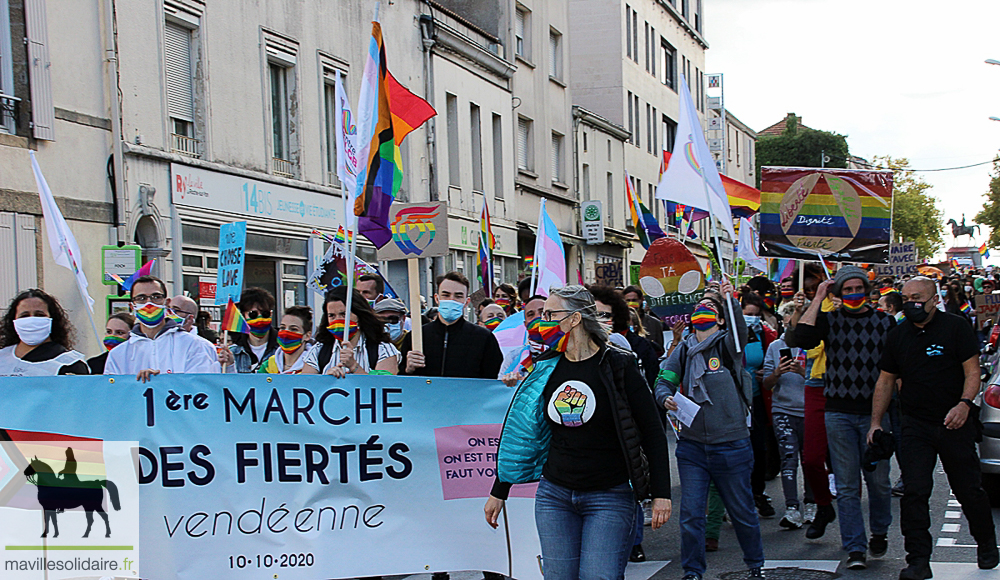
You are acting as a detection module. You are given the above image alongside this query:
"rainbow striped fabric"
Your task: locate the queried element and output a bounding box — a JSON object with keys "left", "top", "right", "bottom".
{"left": 626, "top": 171, "right": 666, "bottom": 249}
{"left": 220, "top": 298, "right": 250, "bottom": 334}
{"left": 477, "top": 198, "right": 496, "bottom": 294}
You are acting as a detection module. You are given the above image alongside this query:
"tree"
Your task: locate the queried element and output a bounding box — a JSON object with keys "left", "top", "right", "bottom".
{"left": 755, "top": 116, "right": 850, "bottom": 186}
{"left": 975, "top": 159, "right": 1000, "bottom": 250}
{"left": 870, "top": 156, "right": 943, "bottom": 259}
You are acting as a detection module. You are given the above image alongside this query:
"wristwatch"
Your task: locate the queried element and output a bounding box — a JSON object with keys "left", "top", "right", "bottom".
{"left": 960, "top": 398, "right": 976, "bottom": 409}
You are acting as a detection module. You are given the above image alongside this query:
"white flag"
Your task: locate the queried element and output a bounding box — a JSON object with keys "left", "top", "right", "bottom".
{"left": 655, "top": 73, "right": 735, "bottom": 241}
{"left": 334, "top": 71, "right": 359, "bottom": 225}
{"left": 30, "top": 151, "right": 95, "bottom": 311}
{"left": 736, "top": 217, "right": 767, "bottom": 272}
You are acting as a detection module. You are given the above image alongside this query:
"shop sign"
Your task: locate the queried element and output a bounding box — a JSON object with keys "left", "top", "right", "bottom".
{"left": 581, "top": 201, "right": 605, "bottom": 245}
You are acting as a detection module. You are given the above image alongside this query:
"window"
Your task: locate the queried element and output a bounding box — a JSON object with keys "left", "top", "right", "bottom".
{"left": 517, "top": 117, "right": 532, "bottom": 171}
{"left": 269, "top": 63, "right": 291, "bottom": 170}
{"left": 627, "top": 91, "right": 633, "bottom": 145}
{"left": 492, "top": 113, "right": 504, "bottom": 199}
{"left": 645, "top": 103, "right": 651, "bottom": 154}
{"left": 470, "top": 103, "right": 483, "bottom": 191}
{"left": 695, "top": 0, "right": 702, "bottom": 33}
{"left": 446, "top": 93, "right": 460, "bottom": 186}
{"left": 583, "top": 130, "right": 588, "bottom": 153}
{"left": 607, "top": 139, "right": 612, "bottom": 162}
{"left": 0, "top": 0, "right": 15, "bottom": 134}
{"left": 632, "top": 10, "right": 638, "bottom": 64}
{"left": 681, "top": 55, "right": 687, "bottom": 86}
{"left": 549, "top": 29, "right": 562, "bottom": 81}
{"left": 649, "top": 184, "right": 656, "bottom": 222}
{"left": 644, "top": 22, "right": 649, "bottom": 72}
{"left": 582, "top": 164, "right": 591, "bottom": 201}
{"left": 661, "top": 39, "right": 675, "bottom": 89}
{"left": 606, "top": 173, "right": 614, "bottom": 229}
{"left": 264, "top": 31, "right": 298, "bottom": 177}
{"left": 625, "top": 6, "right": 632, "bottom": 60}
{"left": 515, "top": 7, "right": 528, "bottom": 59}
{"left": 165, "top": 20, "right": 198, "bottom": 156}
{"left": 696, "top": 68, "right": 702, "bottom": 112}
{"left": 634, "top": 95, "right": 640, "bottom": 149}
{"left": 652, "top": 106, "right": 658, "bottom": 154}
{"left": 0, "top": 213, "right": 38, "bottom": 301}
{"left": 662, "top": 114, "right": 677, "bottom": 153}
{"left": 650, "top": 27, "right": 656, "bottom": 76}
{"left": 323, "top": 81, "right": 339, "bottom": 186}
{"left": 551, "top": 132, "right": 563, "bottom": 183}
{"left": 681, "top": 0, "right": 689, "bottom": 19}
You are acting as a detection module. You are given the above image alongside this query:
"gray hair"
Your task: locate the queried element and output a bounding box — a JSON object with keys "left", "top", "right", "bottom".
{"left": 549, "top": 285, "right": 608, "bottom": 345}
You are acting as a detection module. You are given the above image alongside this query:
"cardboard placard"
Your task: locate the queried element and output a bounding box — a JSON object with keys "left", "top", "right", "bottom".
{"left": 215, "top": 221, "right": 247, "bottom": 305}
{"left": 378, "top": 202, "right": 450, "bottom": 261}
{"left": 874, "top": 242, "right": 918, "bottom": 277}
{"left": 975, "top": 293, "right": 1000, "bottom": 330}
{"left": 638, "top": 237, "right": 705, "bottom": 325}
{"left": 594, "top": 261, "right": 623, "bottom": 287}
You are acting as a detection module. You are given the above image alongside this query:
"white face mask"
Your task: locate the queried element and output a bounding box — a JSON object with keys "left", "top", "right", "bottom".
{"left": 14, "top": 316, "right": 53, "bottom": 346}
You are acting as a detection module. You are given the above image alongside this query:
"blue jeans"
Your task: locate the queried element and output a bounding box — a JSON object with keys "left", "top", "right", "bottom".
{"left": 824, "top": 411, "right": 892, "bottom": 553}
{"left": 676, "top": 438, "right": 765, "bottom": 578}
{"left": 534, "top": 478, "right": 636, "bottom": 580}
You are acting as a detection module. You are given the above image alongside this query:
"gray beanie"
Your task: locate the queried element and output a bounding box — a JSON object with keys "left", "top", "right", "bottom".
{"left": 832, "top": 265, "right": 870, "bottom": 295}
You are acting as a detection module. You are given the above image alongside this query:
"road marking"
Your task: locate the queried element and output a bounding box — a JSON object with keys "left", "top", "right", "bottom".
{"left": 944, "top": 510, "right": 962, "bottom": 519}
{"left": 947, "top": 499, "right": 961, "bottom": 507}
{"left": 765, "top": 560, "right": 840, "bottom": 572}
{"left": 941, "top": 523, "right": 961, "bottom": 533}
{"left": 930, "top": 561, "right": 1000, "bottom": 578}
{"left": 937, "top": 537, "right": 957, "bottom": 546}
{"left": 624, "top": 560, "right": 670, "bottom": 580}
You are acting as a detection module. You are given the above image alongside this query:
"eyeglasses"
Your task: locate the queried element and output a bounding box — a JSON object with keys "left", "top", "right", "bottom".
{"left": 172, "top": 309, "right": 196, "bottom": 318}
{"left": 595, "top": 311, "right": 613, "bottom": 321}
{"left": 542, "top": 309, "right": 577, "bottom": 321}
{"left": 132, "top": 293, "right": 166, "bottom": 304}
{"left": 244, "top": 309, "right": 271, "bottom": 320}
{"left": 382, "top": 315, "right": 402, "bottom": 324}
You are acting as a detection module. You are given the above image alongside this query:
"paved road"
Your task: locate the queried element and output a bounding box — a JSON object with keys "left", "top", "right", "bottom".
{"left": 638, "top": 437, "right": 1000, "bottom": 580}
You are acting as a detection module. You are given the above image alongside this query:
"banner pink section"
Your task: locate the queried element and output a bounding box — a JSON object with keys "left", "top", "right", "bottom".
{"left": 434, "top": 424, "right": 537, "bottom": 500}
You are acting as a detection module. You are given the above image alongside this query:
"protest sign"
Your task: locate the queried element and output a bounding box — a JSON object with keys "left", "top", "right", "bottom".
{"left": 758, "top": 167, "right": 893, "bottom": 263}
{"left": 595, "top": 261, "right": 624, "bottom": 287}
{"left": 215, "top": 221, "right": 247, "bottom": 305}
{"left": 874, "top": 242, "right": 918, "bottom": 277}
{"left": 377, "top": 202, "right": 450, "bottom": 261}
{"left": 638, "top": 237, "right": 705, "bottom": 325}
{"left": 1, "top": 375, "right": 541, "bottom": 580}
{"left": 975, "top": 293, "right": 1000, "bottom": 330}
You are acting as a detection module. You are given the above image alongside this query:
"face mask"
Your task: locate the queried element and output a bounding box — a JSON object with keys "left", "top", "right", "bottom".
{"left": 743, "top": 314, "right": 761, "bottom": 328}
{"left": 103, "top": 334, "right": 127, "bottom": 351}
{"left": 165, "top": 310, "right": 186, "bottom": 325}
{"left": 327, "top": 319, "right": 359, "bottom": 342}
{"left": 276, "top": 329, "right": 304, "bottom": 353}
{"left": 841, "top": 292, "right": 867, "bottom": 313}
{"left": 965, "top": 285, "right": 973, "bottom": 293}
{"left": 780, "top": 288, "right": 794, "bottom": 300}
{"left": 691, "top": 304, "right": 718, "bottom": 331}
{"left": 246, "top": 316, "right": 272, "bottom": 338}
{"left": 494, "top": 297, "right": 511, "bottom": 309}
{"left": 483, "top": 315, "right": 504, "bottom": 331}
{"left": 437, "top": 299, "right": 465, "bottom": 324}
{"left": 537, "top": 319, "right": 571, "bottom": 352}
{"left": 134, "top": 302, "right": 166, "bottom": 327}
{"left": 527, "top": 317, "right": 543, "bottom": 343}
{"left": 626, "top": 300, "right": 641, "bottom": 310}
{"left": 902, "top": 301, "right": 932, "bottom": 324}
{"left": 386, "top": 321, "right": 404, "bottom": 341}
{"left": 762, "top": 295, "right": 775, "bottom": 310}
{"left": 14, "top": 317, "right": 52, "bottom": 346}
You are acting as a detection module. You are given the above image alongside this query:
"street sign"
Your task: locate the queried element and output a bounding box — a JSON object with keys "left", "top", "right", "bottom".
{"left": 101, "top": 245, "right": 141, "bottom": 285}
{"left": 581, "top": 200, "right": 605, "bottom": 245}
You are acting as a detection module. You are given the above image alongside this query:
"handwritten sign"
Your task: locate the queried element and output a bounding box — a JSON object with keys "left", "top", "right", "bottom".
{"left": 638, "top": 237, "right": 705, "bottom": 326}
{"left": 758, "top": 167, "right": 893, "bottom": 263}
{"left": 975, "top": 294, "right": 1000, "bottom": 330}
{"left": 215, "top": 221, "right": 247, "bottom": 305}
{"left": 874, "top": 242, "right": 918, "bottom": 277}
{"left": 595, "top": 261, "right": 623, "bottom": 287}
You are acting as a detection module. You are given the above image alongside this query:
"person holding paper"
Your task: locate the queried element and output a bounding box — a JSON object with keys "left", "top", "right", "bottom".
{"left": 654, "top": 280, "right": 765, "bottom": 580}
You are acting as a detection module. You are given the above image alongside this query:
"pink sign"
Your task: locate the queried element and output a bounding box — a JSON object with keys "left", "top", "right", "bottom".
{"left": 434, "top": 424, "right": 537, "bottom": 500}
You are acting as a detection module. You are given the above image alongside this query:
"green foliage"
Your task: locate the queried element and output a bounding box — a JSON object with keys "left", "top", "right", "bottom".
{"left": 975, "top": 159, "right": 1000, "bottom": 250}
{"left": 870, "top": 156, "right": 943, "bottom": 259}
{"left": 755, "top": 124, "right": 850, "bottom": 185}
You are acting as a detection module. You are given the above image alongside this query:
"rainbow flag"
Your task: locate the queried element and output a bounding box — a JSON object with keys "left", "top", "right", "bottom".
{"left": 980, "top": 243, "right": 990, "bottom": 259}
{"left": 770, "top": 258, "right": 796, "bottom": 283}
{"left": 108, "top": 258, "right": 156, "bottom": 292}
{"left": 626, "top": 171, "right": 665, "bottom": 249}
{"left": 879, "top": 287, "right": 899, "bottom": 296}
{"left": 220, "top": 298, "right": 250, "bottom": 334}
{"left": 661, "top": 151, "right": 761, "bottom": 216}
{"left": 961, "top": 301, "right": 972, "bottom": 314}
{"left": 353, "top": 20, "right": 401, "bottom": 248}
{"left": 386, "top": 70, "right": 436, "bottom": 146}
{"left": 524, "top": 256, "right": 534, "bottom": 271}
{"left": 477, "top": 198, "right": 496, "bottom": 294}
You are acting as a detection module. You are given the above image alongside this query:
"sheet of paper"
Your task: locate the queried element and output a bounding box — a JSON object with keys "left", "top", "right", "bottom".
{"left": 672, "top": 391, "right": 701, "bottom": 428}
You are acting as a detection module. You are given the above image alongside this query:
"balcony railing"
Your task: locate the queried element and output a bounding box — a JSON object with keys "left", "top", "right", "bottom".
{"left": 273, "top": 157, "right": 295, "bottom": 178}
{"left": 170, "top": 133, "right": 201, "bottom": 158}
{"left": 0, "top": 93, "right": 20, "bottom": 132}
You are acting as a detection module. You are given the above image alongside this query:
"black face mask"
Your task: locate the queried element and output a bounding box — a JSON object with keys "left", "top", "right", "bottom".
{"left": 902, "top": 301, "right": 931, "bottom": 323}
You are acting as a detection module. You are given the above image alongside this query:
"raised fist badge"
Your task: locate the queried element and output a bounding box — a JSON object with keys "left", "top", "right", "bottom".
{"left": 547, "top": 381, "right": 596, "bottom": 427}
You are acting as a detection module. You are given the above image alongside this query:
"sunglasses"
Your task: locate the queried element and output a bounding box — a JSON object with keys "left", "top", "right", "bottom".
{"left": 244, "top": 309, "right": 272, "bottom": 320}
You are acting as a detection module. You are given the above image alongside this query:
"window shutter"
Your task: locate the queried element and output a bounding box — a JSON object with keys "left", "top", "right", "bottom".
{"left": 164, "top": 22, "right": 195, "bottom": 122}
{"left": 0, "top": 213, "right": 16, "bottom": 301}
{"left": 549, "top": 33, "right": 557, "bottom": 77}
{"left": 517, "top": 118, "right": 528, "bottom": 169}
{"left": 551, "top": 134, "right": 560, "bottom": 181}
{"left": 15, "top": 214, "right": 37, "bottom": 290}
{"left": 24, "top": 0, "right": 54, "bottom": 140}
{"left": 515, "top": 10, "right": 524, "bottom": 48}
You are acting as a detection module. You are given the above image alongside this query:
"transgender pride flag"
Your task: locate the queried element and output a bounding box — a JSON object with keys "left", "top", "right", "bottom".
{"left": 530, "top": 199, "right": 566, "bottom": 297}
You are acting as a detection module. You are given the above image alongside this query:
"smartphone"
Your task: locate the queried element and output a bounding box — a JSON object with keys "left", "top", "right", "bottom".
{"left": 779, "top": 348, "right": 792, "bottom": 362}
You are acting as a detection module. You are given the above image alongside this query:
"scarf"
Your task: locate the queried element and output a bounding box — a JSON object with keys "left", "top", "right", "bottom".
{"left": 684, "top": 331, "right": 726, "bottom": 405}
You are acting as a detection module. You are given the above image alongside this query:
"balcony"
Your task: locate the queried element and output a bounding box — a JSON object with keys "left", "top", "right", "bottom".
{"left": 272, "top": 157, "right": 296, "bottom": 178}
{"left": 170, "top": 133, "right": 200, "bottom": 158}
{"left": 0, "top": 93, "right": 20, "bottom": 133}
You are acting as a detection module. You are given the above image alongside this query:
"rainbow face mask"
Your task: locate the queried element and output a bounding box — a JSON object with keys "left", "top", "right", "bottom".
{"left": 483, "top": 316, "right": 504, "bottom": 331}
{"left": 527, "top": 317, "right": 544, "bottom": 344}
{"left": 276, "top": 329, "right": 304, "bottom": 353}
{"left": 166, "top": 309, "right": 186, "bottom": 325}
{"left": 536, "top": 319, "right": 570, "bottom": 352}
{"left": 780, "top": 288, "right": 795, "bottom": 300}
{"left": 841, "top": 292, "right": 867, "bottom": 313}
{"left": 134, "top": 302, "right": 166, "bottom": 327}
{"left": 103, "top": 334, "right": 127, "bottom": 351}
{"left": 691, "top": 304, "right": 718, "bottom": 331}
{"left": 762, "top": 295, "right": 775, "bottom": 310}
{"left": 626, "top": 300, "right": 641, "bottom": 310}
{"left": 327, "top": 318, "right": 359, "bottom": 342}
{"left": 246, "top": 317, "right": 272, "bottom": 338}
{"left": 494, "top": 297, "right": 511, "bottom": 309}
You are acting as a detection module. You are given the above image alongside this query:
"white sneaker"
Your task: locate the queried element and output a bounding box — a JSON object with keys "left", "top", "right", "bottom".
{"left": 780, "top": 505, "right": 804, "bottom": 529}
{"left": 829, "top": 473, "right": 837, "bottom": 498}
{"left": 642, "top": 499, "right": 652, "bottom": 526}
{"left": 802, "top": 502, "right": 817, "bottom": 524}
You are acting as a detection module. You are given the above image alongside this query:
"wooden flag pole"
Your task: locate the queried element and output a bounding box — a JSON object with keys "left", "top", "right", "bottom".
{"left": 408, "top": 258, "right": 423, "bottom": 352}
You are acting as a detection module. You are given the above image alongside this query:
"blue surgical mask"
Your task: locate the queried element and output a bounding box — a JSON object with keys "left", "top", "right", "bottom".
{"left": 386, "top": 321, "right": 404, "bottom": 341}
{"left": 743, "top": 314, "right": 761, "bottom": 329}
{"left": 437, "top": 299, "right": 465, "bottom": 324}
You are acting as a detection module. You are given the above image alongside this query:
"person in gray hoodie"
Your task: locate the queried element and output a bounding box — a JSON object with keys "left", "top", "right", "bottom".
{"left": 654, "top": 280, "right": 765, "bottom": 580}
{"left": 762, "top": 301, "right": 813, "bottom": 530}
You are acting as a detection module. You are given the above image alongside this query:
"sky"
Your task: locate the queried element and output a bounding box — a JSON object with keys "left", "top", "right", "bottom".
{"left": 704, "top": 0, "right": 1000, "bottom": 262}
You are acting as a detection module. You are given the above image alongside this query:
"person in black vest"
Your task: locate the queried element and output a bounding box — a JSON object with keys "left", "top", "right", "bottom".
{"left": 870, "top": 276, "right": 998, "bottom": 579}
{"left": 400, "top": 271, "right": 502, "bottom": 379}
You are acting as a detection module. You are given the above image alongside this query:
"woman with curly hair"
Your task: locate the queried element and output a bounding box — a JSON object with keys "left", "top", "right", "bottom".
{"left": 0, "top": 289, "right": 89, "bottom": 376}
{"left": 302, "top": 286, "right": 400, "bottom": 377}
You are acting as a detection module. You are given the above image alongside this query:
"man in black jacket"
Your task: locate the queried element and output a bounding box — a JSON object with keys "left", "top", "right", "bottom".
{"left": 400, "top": 271, "right": 503, "bottom": 379}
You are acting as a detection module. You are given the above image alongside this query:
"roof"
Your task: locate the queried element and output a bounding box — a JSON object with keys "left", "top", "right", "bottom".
{"left": 758, "top": 113, "right": 812, "bottom": 138}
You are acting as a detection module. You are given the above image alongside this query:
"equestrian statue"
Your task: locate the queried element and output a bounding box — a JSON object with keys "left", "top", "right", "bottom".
{"left": 22, "top": 447, "right": 121, "bottom": 538}
{"left": 947, "top": 214, "right": 980, "bottom": 240}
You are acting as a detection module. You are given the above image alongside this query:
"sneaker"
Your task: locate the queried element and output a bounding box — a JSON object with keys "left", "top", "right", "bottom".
{"left": 705, "top": 537, "right": 719, "bottom": 552}
{"left": 846, "top": 551, "right": 867, "bottom": 570}
{"left": 805, "top": 504, "right": 836, "bottom": 539}
{"left": 898, "top": 562, "right": 932, "bottom": 579}
{"left": 755, "top": 494, "right": 776, "bottom": 519}
{"left": 779, "top": 506, "right": 804, "bottom": 529}
{"left": 979, "top": 543, "right": 1000, "bottom": 569}
{"left": 870, "top": 533, "right": 888, "bottom": 558}
{"left": 803, "top": 502, "right": 817, "bottom": 524}
{"left": 748, "top": 568, "right": 766, "bottom": 578}
{"left": 892, "top": 478, "right": 905, "bottom": 497}
{"left": 629, "top": 544, "right": 646, "bottom": 563}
